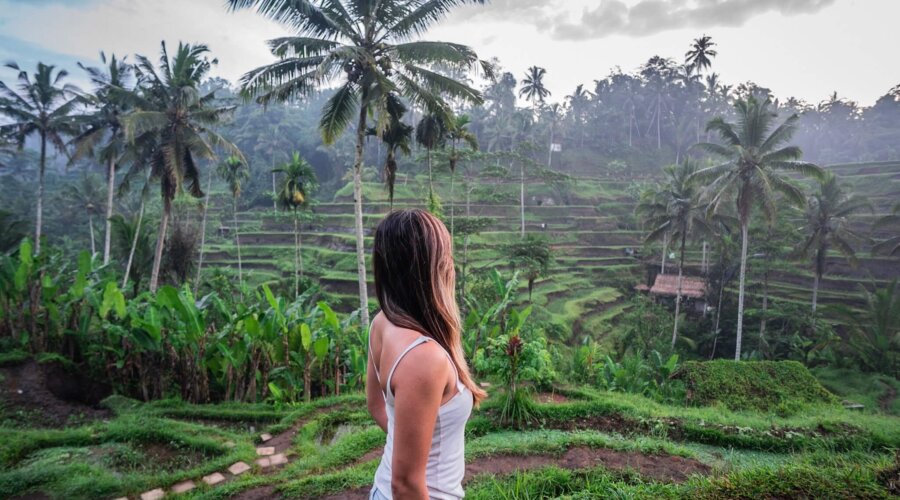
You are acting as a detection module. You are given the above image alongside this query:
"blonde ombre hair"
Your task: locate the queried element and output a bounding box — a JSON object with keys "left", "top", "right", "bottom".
{"left": 372, "top": 209, "right": 486, "bottom": 404}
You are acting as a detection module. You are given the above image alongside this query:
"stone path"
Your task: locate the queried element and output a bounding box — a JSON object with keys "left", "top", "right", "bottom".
{"left": 127, "top": 426, "right": 295, "bottom": 499}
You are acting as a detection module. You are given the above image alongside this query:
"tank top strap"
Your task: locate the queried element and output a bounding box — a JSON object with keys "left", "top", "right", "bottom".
{"left": 385, "top": 336, "right": 432, "bottom": 402}
{"left": 367, "top": 317, "right": 380, "bottom": 383}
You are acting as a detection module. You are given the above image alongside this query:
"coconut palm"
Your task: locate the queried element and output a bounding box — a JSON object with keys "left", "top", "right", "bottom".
{"left": 446, "top": 114, "right": 478, "bottom": 237}
{"left": 217, "top": 156, "right": 251, "bottom": 290}
{"left": 274, "top": 152, "right": 318, "bottom": 299}
{"left": 71, "top": 52, "right": 135, "bottom": 265}
{"left": 122, "top": 42, "right": 243, "bottom": 293}
{"left": 0, "top": 62, "right": 80, "bottom": 255}
{"left": 519, "top": 66, "right": 551, "bottom": 113}
{"left": 63, "top": 173, "right": 106, "bottom": 255}
{"left": 368, "top": 94, "right": 413, "bottom": 210}
{"left": 566, "top": 84, "right": 593, "bottom": 148}
{"left": 685, "top": 35, "right": 717, "bottom": 74}
{"left": 873, "top": 202, "right": 900, "bottom": 257}
{"left": 797, "top": 173, "right": 871, "bottom": 319}
{"left": 641, "top": 159, "right": 715, "bottom": 348}
{"left": 693, "top": 97, "right": 824, "bottom": 360}
{"left": 416, "top": 112, "right": 447, "bottom": 212}
{"left": 228, "top": 0, "right": 491, "bottom": 331}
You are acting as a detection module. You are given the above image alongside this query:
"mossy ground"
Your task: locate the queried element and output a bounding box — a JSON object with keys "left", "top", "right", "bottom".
{"left": 1, "top": 385, "right": 898, "bottom": 499}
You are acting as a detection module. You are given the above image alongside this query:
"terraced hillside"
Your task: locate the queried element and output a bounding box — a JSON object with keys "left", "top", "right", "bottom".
{"left": 200, "top": 160, "right": 900, "bottom": 341}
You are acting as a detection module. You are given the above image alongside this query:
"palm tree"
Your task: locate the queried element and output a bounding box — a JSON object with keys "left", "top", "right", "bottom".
{"left": 123, "top": 42, "right": 243, "bottom": 293}
{"left": 274, "top": 153, "right": 318, "bottom": 299}
{"left": 797, "top": 173, "right": 871, "bottom": 319}
{"left": 519, "top": 66, "right": 551, "bottom": 114}
{"left": 228, "top": 0, "right": 491, "bottom": 331}
{"left": 0, "top": 62, "right": 80, "bottom": 255}
{"left": 566, "top": 84, "right": 592, "bottom": 148}
{"left": 636, "top": 181, "right": 671, "bottom": 273}
{"left": 642, "top": 159, "right": 714, "bottom": 348}
{"left": 685, "top": 35, "right": 717, "bottom": 74}
{"left": 369, "top": 95, "right": 413, "bottom": 210}
{"left": 693, "top": 97, "right": 824, "bottom": 360}
{"left": 71, "top": 52, "right": 134, "bottom": 265}
{"left": 216, "top": 156, "right": 250, "bottom": 291}
{"left": 837, "top": 281, "right": 900, "bottom": 377}
{"left": 446, "top": 114, "right": 478, "bottom": 237}
{"left": 63, "top": 173, "right": 106, "bottom": 255}
{"left": 873, "top": 202, "right": 900, "bottom": 256}
{"left": 416, "top": 113, "right": 447, "bottom": 212}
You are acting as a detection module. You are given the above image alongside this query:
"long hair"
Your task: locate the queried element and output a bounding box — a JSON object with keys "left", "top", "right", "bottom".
{"left": 373, "top": 209, "right": 487, "bottom": 404}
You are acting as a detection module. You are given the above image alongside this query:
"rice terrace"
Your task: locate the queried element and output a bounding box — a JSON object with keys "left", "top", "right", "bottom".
{"left": 0, "top": 0, "right": 899, "bottom": 498}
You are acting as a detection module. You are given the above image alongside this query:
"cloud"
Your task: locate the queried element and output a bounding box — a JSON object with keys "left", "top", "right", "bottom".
{"left": 448, "top": 0, "right": 837, "bottom": 40}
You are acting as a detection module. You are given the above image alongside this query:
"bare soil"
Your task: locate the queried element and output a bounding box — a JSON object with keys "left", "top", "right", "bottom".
{"left": 314, "top": 446, "right": 709, "bottom": 500}
{"left": 0, "top": 360, "right": 111, "bottom": 427}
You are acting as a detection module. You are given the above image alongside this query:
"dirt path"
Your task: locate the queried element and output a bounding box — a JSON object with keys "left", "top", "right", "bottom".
{"left": 315, "top": 446, "right": 710, "bottom": 500}
{"left": 0, "top": 360, "right": 111, "bottom": 427}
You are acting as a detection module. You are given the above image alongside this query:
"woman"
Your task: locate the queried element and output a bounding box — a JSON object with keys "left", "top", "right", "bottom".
{"left": 367, "top": 209, "right": 486, "bottom": 500}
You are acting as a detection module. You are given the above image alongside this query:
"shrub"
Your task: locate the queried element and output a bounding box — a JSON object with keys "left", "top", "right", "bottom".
{"left": 674, "top": 360, "right": 838, "bottom": 412}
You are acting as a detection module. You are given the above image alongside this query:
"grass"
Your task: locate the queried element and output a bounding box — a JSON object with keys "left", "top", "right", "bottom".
{"left": 1, "top": 383, "right": 899, "bottom": 499}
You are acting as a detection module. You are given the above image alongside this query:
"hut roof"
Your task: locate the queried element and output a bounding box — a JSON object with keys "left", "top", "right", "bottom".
{"left": 648, "top": 274, "right": 707, "bottom": 298}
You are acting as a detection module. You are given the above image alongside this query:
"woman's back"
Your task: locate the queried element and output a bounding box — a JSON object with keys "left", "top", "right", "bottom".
{"left": 369, "top": 313, "right": 473, "bottom": 499}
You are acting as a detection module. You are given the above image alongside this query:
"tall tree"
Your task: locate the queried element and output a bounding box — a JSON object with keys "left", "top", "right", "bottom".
{"left": 641, "top": 159, "right": 714, "bottom": 348}
{"left": 217, "top": 155, "right": 251, "bottom": 291}
{"left": 416, "top": 112, "right": 447, "bottom": 213}
{"left": 63, "top": 172, "right": 105, "bottom": 255}
{"left": 694, "top": 97, "right": 823, "bottom": 360}
{"left": 519, "top": 66, "right": 551, "bottom": 114}
{"left": 797, "top": 173, "right": 870, "bottom": 319}
{"left": 228, "top": 0, "right": 491, "bottom": 332}
{"left": 371, "top": 98, "right": 413, "bottom": 210}
{"left": 71, "top": 52, "right": 135, "bottom": 265}
{"left": 446, "top": 114, "right": 478, "bottom": 237}
{"left": 123, "top": 42, "right": 242, "bottom": 293}
{"left": 873, "top": 202, "right": 900, "bottom": 257}
{"left": 0, "top": 62, "right": 80, "bottom": 255}
{"left": 274, "top": 152, "right": 318, "bottom": 299}
{"left": 685, "top": 35, "right": 717, "bottom": 74}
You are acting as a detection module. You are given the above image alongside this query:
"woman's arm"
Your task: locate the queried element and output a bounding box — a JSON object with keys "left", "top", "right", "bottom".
{"left": 390, "top": 344, "right": 448, "bottom": 500}
{"left": 366, "top": 348, "right": 388, "bottom": 432}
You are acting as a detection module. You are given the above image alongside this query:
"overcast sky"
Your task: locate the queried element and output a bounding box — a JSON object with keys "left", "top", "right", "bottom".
{"left": 1, "top": 0, "right": 897, "bottom": 106}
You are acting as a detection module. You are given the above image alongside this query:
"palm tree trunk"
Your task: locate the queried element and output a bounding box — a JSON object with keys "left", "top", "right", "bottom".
{"left": 701, "top": 241, "right": 708, "bottom": 274}
{"left": 759, "top": 266, "right": 769, "bottom": 356}
{"left": 35, "top": 132, "right": 46, "bottom": 255}
{"left": 547, "top": 119, "right": 554, "bottom": 168}
{"left": 427, "top": 150, "right": 434, "bottom": 205}
{"left": 671, "top": 231, "right": 686, "bottom": 349}
{"left": 735, "top": 222, "right": 750, "bottom": 361}
{"left": 710, "top": 265, "right": 727, "bottom": 360}
{"left": 449, "top": 169, "right": 455, "bottom": 239}
{"left": 103, "top": 157, "right": 116, "bottom": 265}
{"left": 811, "top": 271, "right": 820, "bottom": 328}
{"left": 661, "top": 233, "right": 668, "bottom": 273}
{"left": 353, "top": 104, "right": 370, "bottom": 332}
{"left": 272, "top": 171, "right": 277, "bottom": 211}
{"left": 294, "top": 215, "right": 300, "bottom": 300}
{"left": 656, "top": 95, "right": 662, "bottom": 150}
{"left": 194, "top": 175, "right": 213, "bottom": 294}
{"left": 149, "top": 198, "right": 170, "bottom": 293}
{"left": 234, "top": 196, "right": 243, "bottom": 291}
{"left": 520, "top": 161, "right": 525, "bottom": 238}
{"left": 123, "top": 196, "right": 145, "bottom": 290}
{"left": 88, "top": 212, "right": 96, "bottom": 255}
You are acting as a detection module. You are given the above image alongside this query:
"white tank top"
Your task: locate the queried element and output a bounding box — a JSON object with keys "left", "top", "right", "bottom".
{"left": 371, "top": 333, "right": 473, "bottom": 499}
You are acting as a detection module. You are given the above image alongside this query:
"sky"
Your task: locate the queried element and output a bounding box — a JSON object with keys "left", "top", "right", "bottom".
{"left": 0, "top": 0, "right": 897, "bottom": 107}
